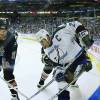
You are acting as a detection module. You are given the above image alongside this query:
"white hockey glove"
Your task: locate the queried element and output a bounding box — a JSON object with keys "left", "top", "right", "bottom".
{"left": 53, "top": 67, "right": 65, "bottom": 82}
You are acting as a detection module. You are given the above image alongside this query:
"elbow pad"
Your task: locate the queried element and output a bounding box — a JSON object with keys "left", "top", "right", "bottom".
{"left": 78, "top": 30, "right": 94, "bottom": 49}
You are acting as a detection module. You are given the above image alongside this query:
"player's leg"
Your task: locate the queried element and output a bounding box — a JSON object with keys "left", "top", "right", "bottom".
{"left": 2, "top": 44, "right": 20, "bottom": 100}
{"left": 55, "top": 66, "right": 79, "bottom": 100}
{"left": 64, "top": 52, "right": 92, "bottom": 87}
{"left": 58, "top": 81, "right": 70, "bottom": 100}
{"left": 2, "top": 61, "right": 20, "bottom": 100}
{"left": 37, "top": 64, "right": 53, "bottom": 88}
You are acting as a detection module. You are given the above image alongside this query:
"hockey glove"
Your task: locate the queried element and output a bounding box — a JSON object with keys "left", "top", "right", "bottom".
{"left": 78, "top": 30, "right": 94, "bottom": 50}
{"left": 41, "top": 54, "right": 47, "bottom": 63}
{"left": 41, "top": 54, "right": 52, "bottom": 66}
{"left": 83, "top": 60, "right": 92, "bottom": 72}
{"left": 53, "top": 67, "right": 65, "bottom": 82}
{"left": 42, "top": 54, "right": 58, "bottom": 67}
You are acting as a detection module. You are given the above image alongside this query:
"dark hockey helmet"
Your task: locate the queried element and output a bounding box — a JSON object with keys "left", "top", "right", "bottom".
{"left": 0, "top": 18, "right": 9, "bottom": 29}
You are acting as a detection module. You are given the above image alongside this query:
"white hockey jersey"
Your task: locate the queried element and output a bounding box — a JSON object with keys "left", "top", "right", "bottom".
{"left": 44, "top": 21, "right": 83, "bottom": 65}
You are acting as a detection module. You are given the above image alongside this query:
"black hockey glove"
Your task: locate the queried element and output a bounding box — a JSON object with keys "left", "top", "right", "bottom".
{"left": 77, "top": 30, "right": 94, "bottom": 50}
{"left": 41, "top": 54, "right": 47, "bottom": 63}
{"left": 42, "top": 54, "right": 55, "bottom": 67}
{"left": 83, "top": 60, "right": 92, "bottom": 72}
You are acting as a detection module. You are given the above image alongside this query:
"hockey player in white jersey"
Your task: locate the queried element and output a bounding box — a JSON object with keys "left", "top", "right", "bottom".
{"left": 36, "top": 21, "right": 93, "bottom": 100}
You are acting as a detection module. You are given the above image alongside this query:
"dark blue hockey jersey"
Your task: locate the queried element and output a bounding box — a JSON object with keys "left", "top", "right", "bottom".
{"left": 0, "top": 31, "right": 17, "bottom": 65}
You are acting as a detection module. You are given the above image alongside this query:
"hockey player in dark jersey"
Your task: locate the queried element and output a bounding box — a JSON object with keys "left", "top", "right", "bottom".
{"left": 36, "top": 21, "right": 94, "bottom": 100}
{"left": 0, "top": 18, "right": 20, "bottom": 100}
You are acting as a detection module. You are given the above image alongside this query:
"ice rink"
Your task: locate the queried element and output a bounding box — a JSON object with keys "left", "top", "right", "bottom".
{"left": 0, "top": 35, "right": 100, "bottom": 100}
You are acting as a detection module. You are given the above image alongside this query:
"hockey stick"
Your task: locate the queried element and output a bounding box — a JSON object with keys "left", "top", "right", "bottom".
{"left": 28, "top": 49, "right": 84, "bottom": 100}
{"left": 48, "top": 49, "right": 85, "bottom": 100}
{"left": 27, "top": 78, "right": 54, "bottom": 100}
{"left": 49, "top": 68, "right": 84, "bottom": 100}
{"left": 0, "top": 75, "right": 29, "bottom": 99}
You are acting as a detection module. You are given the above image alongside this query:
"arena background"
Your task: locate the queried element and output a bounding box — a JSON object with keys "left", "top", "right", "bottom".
{"left": 0, "top": 0, "right": 100, "bottom": 100}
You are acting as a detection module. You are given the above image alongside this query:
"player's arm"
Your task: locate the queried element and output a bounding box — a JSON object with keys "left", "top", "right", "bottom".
{"left": 41, "top": 47, "right": 62, "bottom": 67}
{"left": 41, "top": 47, "right": 47, "bottom": 64}
{"left": 41, "top": 47, "right": 54, "bottom": 65}
{"left": 75, "top": 25, "right": 94, "bottom": 49}
{"left": 4, "top": 33, "right": 18, "bottom": 65}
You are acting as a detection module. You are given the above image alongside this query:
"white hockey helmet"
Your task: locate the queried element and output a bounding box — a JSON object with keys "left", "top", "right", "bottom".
{"left": 36, "top": 29, "right": 49, "bottom": 42}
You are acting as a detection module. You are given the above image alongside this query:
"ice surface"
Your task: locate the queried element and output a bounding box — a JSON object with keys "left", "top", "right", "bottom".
{"left": 0, "top": 37, "right": 100, "bottom": 100}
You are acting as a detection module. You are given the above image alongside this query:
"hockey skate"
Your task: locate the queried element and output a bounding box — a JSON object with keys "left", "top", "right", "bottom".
{"left": 37, "top": 80, "right": 44, "bottom": 88}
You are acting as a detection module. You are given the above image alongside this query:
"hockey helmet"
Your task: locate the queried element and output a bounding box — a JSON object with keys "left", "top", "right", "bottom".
{"left": 36, "top": 29, "right": 49, "bottom": 42}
